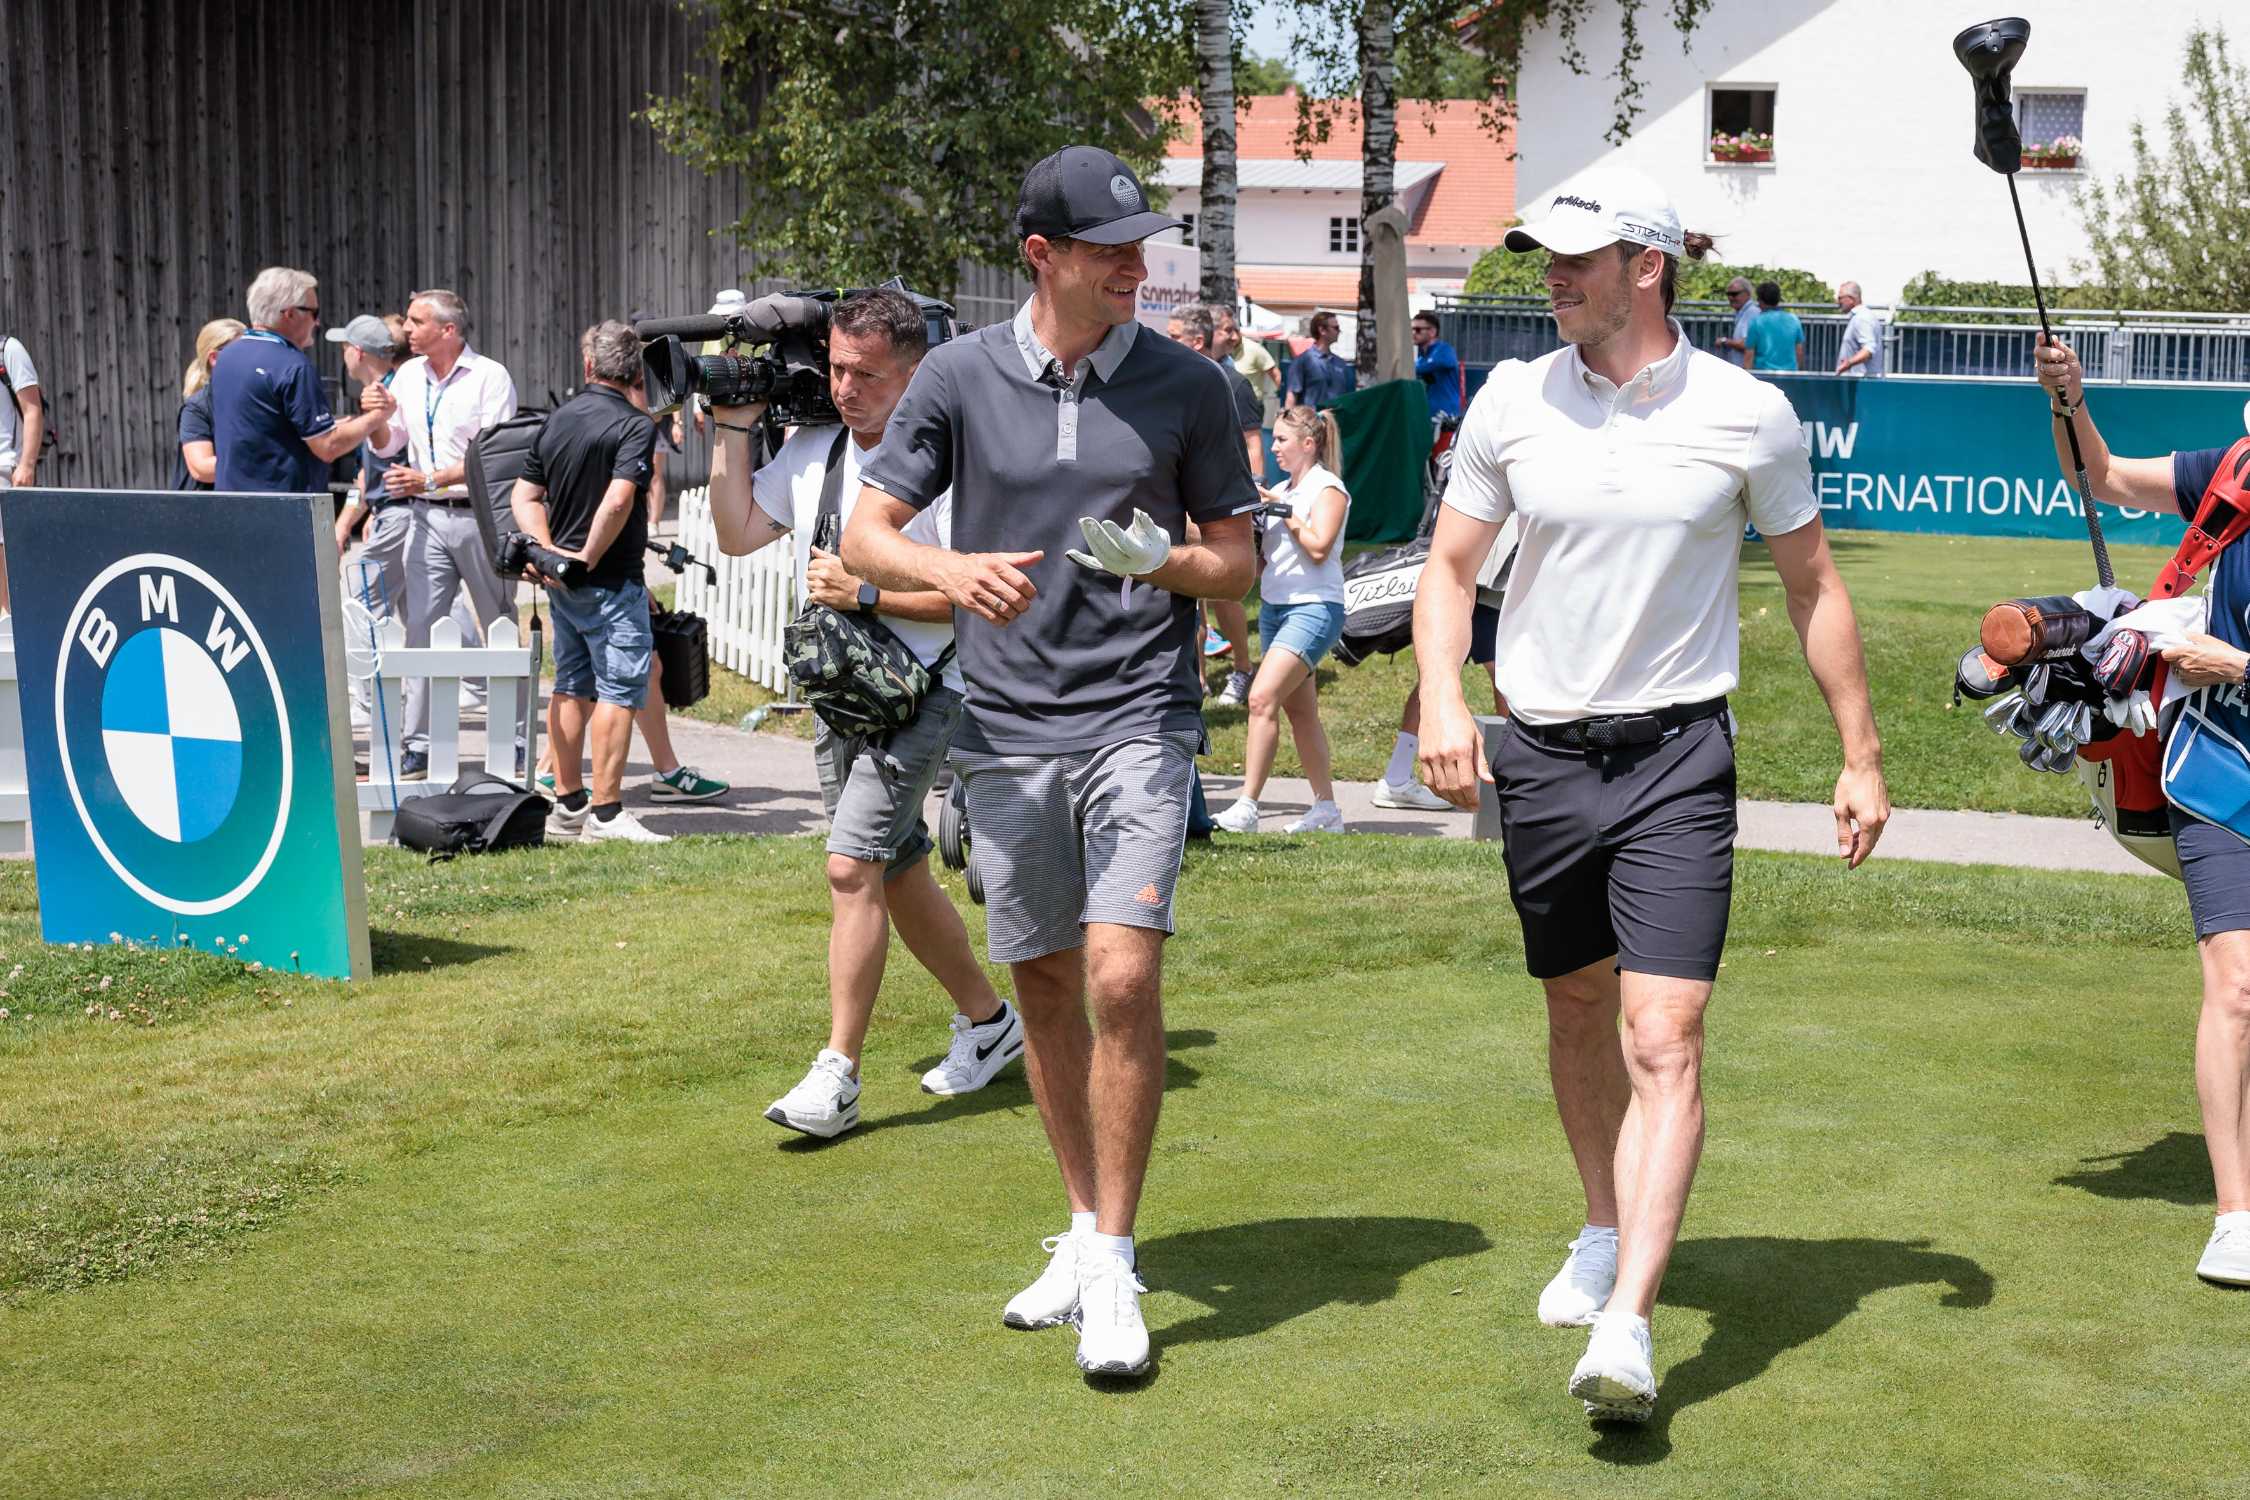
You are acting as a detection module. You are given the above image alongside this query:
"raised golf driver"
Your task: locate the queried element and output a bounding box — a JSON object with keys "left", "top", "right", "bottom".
{"left": 1953, "top": 18, "right": 2029, "bottom": 172}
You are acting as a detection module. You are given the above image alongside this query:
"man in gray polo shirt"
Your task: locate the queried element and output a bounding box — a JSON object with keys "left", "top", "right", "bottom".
{"left": 845, "top": 145, "right": 1258, "bottom": 1381}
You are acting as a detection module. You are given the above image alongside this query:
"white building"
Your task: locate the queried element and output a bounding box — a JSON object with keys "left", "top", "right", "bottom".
{"left": 1510, "top": 0, "right": 2225, "bottom": 304}
{"left": 1157, "top": 93, "right": 1518, "bottom": 325}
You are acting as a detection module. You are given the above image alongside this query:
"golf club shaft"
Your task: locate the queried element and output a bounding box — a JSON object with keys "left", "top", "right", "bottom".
{"left": 2008, "top": 174, "right": 2115, "bottom": 588}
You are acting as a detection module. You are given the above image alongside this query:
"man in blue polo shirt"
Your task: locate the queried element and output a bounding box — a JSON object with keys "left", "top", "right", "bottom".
{"left": 844, "top": 145, "right": 1258, "bottom": 1381}
{"left": 1412, "top": 310, "right": 1463, "bottom": 421}
{"left": 210, "top": 266, "right": 393, "bottom": 493}
{"left": 1285, "top": 310, "right": 1356, "bottom": 410}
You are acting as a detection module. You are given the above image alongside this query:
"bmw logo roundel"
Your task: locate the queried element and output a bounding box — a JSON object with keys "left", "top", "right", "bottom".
{"left": 53, "top": 553, "right": 294, "bottom": 915}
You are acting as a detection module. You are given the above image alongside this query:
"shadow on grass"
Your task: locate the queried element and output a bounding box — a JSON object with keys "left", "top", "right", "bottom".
{"left": 2054, "top": 1131, "right": 2212, "bottom": 1207}
{"left": 368, "top": 929, "right": 515, "bottom": 973}
{"left": 1585, "top": 1236, "right": 1993, "bottom": 1465}
{"left": 777, "top": 1029, "right": 1217, "bottom": 1152}
{"left": 1141, "top": 1215, "right": 1491, "bottom": 1350}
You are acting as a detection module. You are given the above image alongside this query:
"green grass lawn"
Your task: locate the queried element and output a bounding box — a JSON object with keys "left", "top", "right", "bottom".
{"left": 668, "top": 532, "right": 2172, "bottom": 817}
{"left": 4, "top": 835, "right": 2241, "bottom": 1496}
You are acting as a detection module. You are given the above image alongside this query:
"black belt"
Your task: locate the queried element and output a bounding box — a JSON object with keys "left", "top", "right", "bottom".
{"left": 415, "top": 495, "right": 476, "bottom": 509}
{"left": 1516, "top": 696, "right": 1728, "bottom": 752}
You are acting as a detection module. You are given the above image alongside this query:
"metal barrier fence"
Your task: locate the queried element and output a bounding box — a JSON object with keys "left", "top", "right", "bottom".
{"left": 673, "top": 484, "right": 797, "bottom": 695}
{"left": 1433, "top": 295, "right": 2250, "bottom": 385}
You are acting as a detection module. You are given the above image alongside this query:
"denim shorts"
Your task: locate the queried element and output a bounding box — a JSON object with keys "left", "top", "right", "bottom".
{"left": 548, "top": 578, "right": 653, "bottom": 709}
{"left": 1258, "top": 600, "right": 1348, "bottom": 668}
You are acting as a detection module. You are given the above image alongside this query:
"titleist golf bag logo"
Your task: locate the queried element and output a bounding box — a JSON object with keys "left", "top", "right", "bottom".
{"left": 1553, "top": 194, "right": 1602, "bottom": 214}
{"left": 1345, "top": 564, "right": 1424, "bottom": 611}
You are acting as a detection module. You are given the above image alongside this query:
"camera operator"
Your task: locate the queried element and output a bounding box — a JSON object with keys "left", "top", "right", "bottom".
{"left": 703, "top": 287, "right": 1018, "bottom": 1141}
{"left": 508, "top": 319, "right": 669, "bottom": 846}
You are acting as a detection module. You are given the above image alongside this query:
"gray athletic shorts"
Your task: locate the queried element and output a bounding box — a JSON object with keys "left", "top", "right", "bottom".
{"left": 1492, "top": 714, "right": 1737, "bottom": 982}
{"left": 2171, "top": 805, "right": 2250, "bottom": 939}
{"left": 812, "top": 685, "right": 964, "bottom": 877}
{"left": 954, "top": 730, "right": 1199, "bottom": 964}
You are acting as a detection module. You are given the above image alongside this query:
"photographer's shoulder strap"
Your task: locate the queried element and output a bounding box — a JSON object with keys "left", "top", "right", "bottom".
{"left": 812, "top": 427, "right": 852, "bottom": 552}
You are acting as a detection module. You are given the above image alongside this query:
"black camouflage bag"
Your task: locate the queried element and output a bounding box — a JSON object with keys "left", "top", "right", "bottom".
{"left": 781, "top": 431, "right": 955, "bottom": 738}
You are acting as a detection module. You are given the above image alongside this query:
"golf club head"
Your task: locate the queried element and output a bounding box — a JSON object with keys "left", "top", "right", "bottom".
{"left": 1954, "top": 17, "right": 2030, "bottom": 173}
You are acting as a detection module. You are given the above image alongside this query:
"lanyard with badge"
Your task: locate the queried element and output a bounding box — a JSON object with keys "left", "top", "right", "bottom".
{"left": 423, "top": 366, "right": 457, "bottom": 474}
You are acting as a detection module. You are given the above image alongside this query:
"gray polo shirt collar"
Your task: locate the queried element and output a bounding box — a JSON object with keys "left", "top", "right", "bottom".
{"left": 1012, "top": 300, "right": 1139, "bottom": 387}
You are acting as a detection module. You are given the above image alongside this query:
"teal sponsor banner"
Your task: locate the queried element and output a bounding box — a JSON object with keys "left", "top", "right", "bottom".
{"left": 9, "top": 490, "right": 371, "bottom": 980}
{"left": 1767, "top": 375, "right": 2250, "bottom": 547}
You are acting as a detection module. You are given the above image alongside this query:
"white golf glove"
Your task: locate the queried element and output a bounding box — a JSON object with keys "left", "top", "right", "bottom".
{"left": 1067, "top": 509, "right": 1173, "bottom": 606}
{"left": 2102, "top": 689, "right": 2160, "bottom": 736}
{"left": 2071, "top": 584, "right": 2140, "bottom": 622}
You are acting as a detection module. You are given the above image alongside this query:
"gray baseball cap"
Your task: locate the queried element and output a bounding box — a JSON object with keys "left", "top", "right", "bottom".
{"left": 324, "top": 314, "right": 395, "bottom": 354}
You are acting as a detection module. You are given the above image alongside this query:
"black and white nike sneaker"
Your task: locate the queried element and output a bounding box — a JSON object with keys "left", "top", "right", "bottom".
{"left": 765, "top": 1049, "right": 861, "bottom": 1138}
{"left": 920, "top": 1001, "right": 1025, "bottom": 1096}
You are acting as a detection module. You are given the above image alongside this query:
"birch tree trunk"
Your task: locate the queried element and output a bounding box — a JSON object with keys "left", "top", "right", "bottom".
{"left": 1195, "top": 0, "right": 1239, "bottom": 307}
{"left": 1355, "top": 0, "right": 1396, "bottom": 376}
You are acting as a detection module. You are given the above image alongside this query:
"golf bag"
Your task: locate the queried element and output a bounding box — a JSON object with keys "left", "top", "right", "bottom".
{"left": 1334, "top": 538, "right": 1428, "bottom": 667}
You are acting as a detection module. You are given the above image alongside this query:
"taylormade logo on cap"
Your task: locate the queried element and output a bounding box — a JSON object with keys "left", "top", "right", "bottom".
{"left": 1504, "top": 166, "right": 1686, "bottom": 259}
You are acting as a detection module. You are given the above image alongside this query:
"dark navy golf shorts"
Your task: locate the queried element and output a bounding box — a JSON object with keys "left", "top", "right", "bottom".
{"left": 2171, "top": 804, "right": 2250, "bottom": 940}
{"left": 1491, "top": 714, "right": 1738, "bottom": 982}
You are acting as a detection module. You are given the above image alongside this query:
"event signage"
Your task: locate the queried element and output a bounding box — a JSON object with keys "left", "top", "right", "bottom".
{"left": 1765, "top": 375, "right": 2250, "bottom": 547}
{"left": 8, "top": 491, "right": 370, "bottom": 980}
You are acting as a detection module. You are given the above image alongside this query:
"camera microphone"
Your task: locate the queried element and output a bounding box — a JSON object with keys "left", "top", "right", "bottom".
{"left": 634, "top": 314, "right": 733, "bottom": 341}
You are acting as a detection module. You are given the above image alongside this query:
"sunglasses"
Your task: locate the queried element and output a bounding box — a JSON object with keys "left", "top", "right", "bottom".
{"left": 291, "top": 304, "right": 321, "bottom": 319}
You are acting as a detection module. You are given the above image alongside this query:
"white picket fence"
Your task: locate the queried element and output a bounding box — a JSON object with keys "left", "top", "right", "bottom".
{"left": 358, "top": 615, "right": 540, "bottom": 842}
{"left": 0, "top": 618, "right": 26, "bottom": 854}
{"left": 671, "top": 484, "right": 797, "bottom": 695}
{"left": 0, "top": 612, "right": 540, "bottom": 852}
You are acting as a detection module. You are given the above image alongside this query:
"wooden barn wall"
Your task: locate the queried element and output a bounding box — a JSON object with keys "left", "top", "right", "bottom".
{"left": 0, "top": 0, "right": 768, "bottom": 490}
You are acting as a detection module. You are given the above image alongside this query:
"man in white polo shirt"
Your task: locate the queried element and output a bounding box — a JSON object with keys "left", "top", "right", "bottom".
{"left": 1412, "top": 166, "right": 1889, "bottom": 1423}
{"left": 368, "top": 288, "right": 520, "bottom": 778}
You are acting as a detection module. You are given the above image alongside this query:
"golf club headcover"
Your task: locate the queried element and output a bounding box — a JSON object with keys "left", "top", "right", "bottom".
{"left": 1954, "top": 18, "right": 2030, "bottom": 173}
{"left": 2154, "top": 437, "right": 2250, "bottom": 600}
{"left": 1981, "top": 595, "right": 2098, "bottom": 666}
{"left": 1954, "top": 644, "right": 2014, "bottom": 701}
{"left": 2092, "top": 628, "right": 2154, "bottom": 697}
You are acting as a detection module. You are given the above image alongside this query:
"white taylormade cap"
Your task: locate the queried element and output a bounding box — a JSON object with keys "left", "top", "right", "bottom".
{"left": 1504, "top": 166, "right": 1685, "bottom": 258}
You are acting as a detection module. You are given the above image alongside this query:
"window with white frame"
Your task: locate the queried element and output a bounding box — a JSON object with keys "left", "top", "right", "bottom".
{"left": 1707, "top": 85, "right": 1776, "bottom": 163}
{"left": 1329, "top": 215, "right": 1359, "bottom": 254}
{"left": 2017, "top": 90, "right": 2085, "bottom": 167}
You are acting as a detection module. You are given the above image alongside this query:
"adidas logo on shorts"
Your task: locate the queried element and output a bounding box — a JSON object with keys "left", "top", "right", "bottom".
{"left": 1133, "top": 883, "right": 1164, "bottom": 906}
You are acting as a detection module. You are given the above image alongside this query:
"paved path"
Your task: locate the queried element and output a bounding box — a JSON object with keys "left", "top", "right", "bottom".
{"left": 474, "top": 702, "right": 2158, "bottom": 878}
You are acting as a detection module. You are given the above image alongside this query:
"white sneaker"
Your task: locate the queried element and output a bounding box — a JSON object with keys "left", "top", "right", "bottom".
{"left": 1074, "top": 1251, "right": 1152, "bottom": 1377}
{"left": 1217, "top": 671, "right": 1251, "bottom": 707}
{"left": 1284, "top": 799, "right": 1346, "bottom": 834}
{"left": 1373, "top": 778, "right": 1454, "bottom": 812}
{"left": 1003, "top": 1232, "right": 1085, "bottom": 1329}
{"left": 1568, "top": 1311, "right": 1657, "bottom": 1422}
{"left": 920, "top": 1001, "right": 1025, "bottom": 1096}
{"left": 764, "top": 1049, "right": 861, "bottom": 1138}
{"left": 546, "top": 798, "right": 590, "bottom": 842}
{"left": 1213, "top": 797, "right": 1261, "bottom": 834}
{"left": 580, "top": 806, "right": 671, "bottom": 844}
{"left": 1537, "top": 1228, "right": 1620, "bottom": 1327}
{"left": 2197, "top": 1211, "right": 2250, "bottom": 1285}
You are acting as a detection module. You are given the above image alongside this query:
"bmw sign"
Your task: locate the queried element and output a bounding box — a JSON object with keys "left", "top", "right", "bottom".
{"left": 10, "top": 492, "right": 370, "bottom": 979}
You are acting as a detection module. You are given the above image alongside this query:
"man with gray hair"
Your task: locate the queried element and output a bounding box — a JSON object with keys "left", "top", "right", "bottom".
{"left": 1834, "top": 282, "right": 1886, "bottom": 377}
{"left": 1715, "top": 276, "right": 1756, "bottom": 364}
{"left": 368, "top": 288, "right": 520, "bottom": 778}
{"left": 211, "top": 266, "right": 395, "bottom": 495}
{"left": 509, "top": 320, "right": 667, "bottom": 845}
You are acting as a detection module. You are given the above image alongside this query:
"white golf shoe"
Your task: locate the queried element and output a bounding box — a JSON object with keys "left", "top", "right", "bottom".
{"left": 1004, "top": 1231, "right": 1085, "bottom": 1330}
{"left": 1074, "top": 1250, "right": 1152, "bottom": 1377}
{"left": 1213, "top": 797, "right": 1261, "bottom": 834}
{"left": 1537, "top": 1228, "right": 1620, "bottom": 1328}
{"left": 580, "top": 806, "right": 670, "bottom": 844}
{"left": 1569, "top": 1311, "right": 1657, "bottom": 1422}
{"left": 1284, "top": 799, "right": 1346, "bottom": 834}
{"left": 2197, "top": 1211, "right": 2250, "bottom": 1285}
{"left": 920, "top": 1002, "right": 1024, "bottom": 1096}
{"left": 763, "top": 1049, "right": 861, "bottom": 1138}
{"left": 1372, "top": 778, "right": 1453, "bottom": 812}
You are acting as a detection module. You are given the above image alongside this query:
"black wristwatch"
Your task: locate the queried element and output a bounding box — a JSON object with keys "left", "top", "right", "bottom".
{"left": 855, "top": 582, "right": 879, "bottom": 615}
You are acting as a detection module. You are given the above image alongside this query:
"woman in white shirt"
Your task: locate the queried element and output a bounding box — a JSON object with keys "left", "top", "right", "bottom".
{"left": 1214, "top": 405, "right": 1352, "bottom": 833}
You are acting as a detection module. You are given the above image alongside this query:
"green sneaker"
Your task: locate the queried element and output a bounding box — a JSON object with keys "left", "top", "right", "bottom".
{"left": 536, "top": 772, "right": 557, "bottom": 794}
{"left": 650, "top": 764, "right": 730, "bottom": 803}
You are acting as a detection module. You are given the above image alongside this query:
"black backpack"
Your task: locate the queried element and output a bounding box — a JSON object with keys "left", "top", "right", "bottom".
{"left": 651, "top": 600, "right": 711, "bottom": 708}
{"left": 464, "top": 409, "right": 551, "bottom": 567}
{"left": 393, "top": 772, "right": 550, "bottom": 860}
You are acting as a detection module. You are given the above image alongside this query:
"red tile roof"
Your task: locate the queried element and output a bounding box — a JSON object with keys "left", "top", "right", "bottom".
{"left": 1163, "top": 94, "right": 1516, "bottom": 249}
{"left": 1236, "top": 267, "right": 1364, "bottom": 310}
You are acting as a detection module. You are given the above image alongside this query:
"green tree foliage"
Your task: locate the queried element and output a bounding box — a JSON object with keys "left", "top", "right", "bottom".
{"left": 644, "top": 0, "right": 1190, "bottom": 295}
{"left": 1893, "top": 272, "right": 2111, "bottom": 324}
{"left": 1464, "top": 242, "right": 1831, "bottom": 303}
{"left": 1394, "top": 27, "right": 1488, "bottom": 101}
{"left": 1237, "top": 50, "right": 1301, "bottom": 94}
{"left": 2075, "top": 24, "right": 2250, "bottom": 312}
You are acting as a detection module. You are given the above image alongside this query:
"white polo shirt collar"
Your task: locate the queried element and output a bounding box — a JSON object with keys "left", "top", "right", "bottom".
{"left": 1012, "top": 301, "right": 1138, "bottom": 388}
{"left": 1565, "top": 318, "right": 1692, "bottom": 411}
